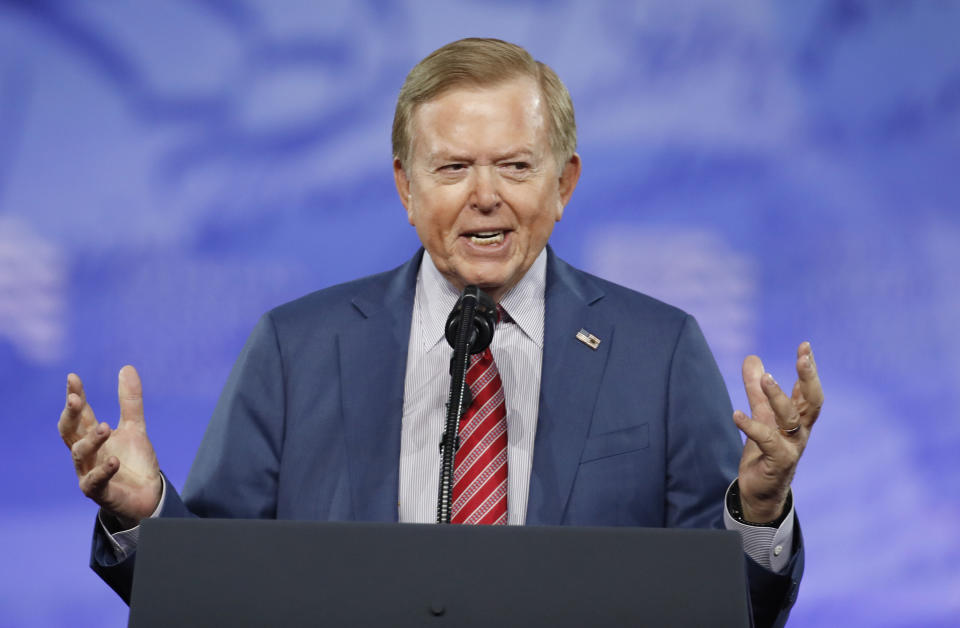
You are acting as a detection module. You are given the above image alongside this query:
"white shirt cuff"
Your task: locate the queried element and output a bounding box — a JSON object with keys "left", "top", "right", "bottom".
{"left": 722, "top": 479, "right": 795, "bottom": 573}
{"left": 98, "top": 475, "right": 167, "bottom": 561}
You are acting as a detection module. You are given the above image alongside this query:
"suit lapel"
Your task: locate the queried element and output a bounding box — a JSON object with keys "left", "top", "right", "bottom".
{"left": 338, "top": 252, "right": 421, "bottom": 522}
{"left": 526, "top": 250, "right": 613, "bottom": 525}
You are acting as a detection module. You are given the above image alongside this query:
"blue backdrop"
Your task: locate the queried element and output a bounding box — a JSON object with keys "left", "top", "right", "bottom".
{"left": 2, "top": 1, "right": 959, "bottom": 626}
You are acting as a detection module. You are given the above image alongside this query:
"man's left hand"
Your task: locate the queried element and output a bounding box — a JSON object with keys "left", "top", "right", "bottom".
{"left": 733, "top": 342, "right": 823, "bottom": 523}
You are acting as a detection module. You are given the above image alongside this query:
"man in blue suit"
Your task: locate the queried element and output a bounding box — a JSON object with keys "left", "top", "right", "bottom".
{"left": 59, "top": 39, "right": 822, "bottom": 628}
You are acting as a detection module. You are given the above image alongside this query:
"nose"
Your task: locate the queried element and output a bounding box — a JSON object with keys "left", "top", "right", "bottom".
{"left": 469, "top": 165, "right": 501, "bottom": 213}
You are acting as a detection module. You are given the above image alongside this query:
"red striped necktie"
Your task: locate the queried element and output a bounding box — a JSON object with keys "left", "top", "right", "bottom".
{"left": 450, "top": 307, "right": 509, "bottom": 525}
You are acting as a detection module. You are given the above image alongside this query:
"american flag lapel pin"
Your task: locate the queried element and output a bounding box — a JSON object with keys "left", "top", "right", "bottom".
{"left": 575, "top": 328, "right": 601, "bottom": 350}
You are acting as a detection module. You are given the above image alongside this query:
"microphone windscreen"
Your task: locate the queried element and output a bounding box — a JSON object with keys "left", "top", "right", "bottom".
{"left": 444, "top": 286, "right": 496, "bottom": 353}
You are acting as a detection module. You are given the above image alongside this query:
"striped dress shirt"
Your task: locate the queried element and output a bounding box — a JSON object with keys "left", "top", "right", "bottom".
{"left": 399, "top": 250, "right": 546, "bottom": 525}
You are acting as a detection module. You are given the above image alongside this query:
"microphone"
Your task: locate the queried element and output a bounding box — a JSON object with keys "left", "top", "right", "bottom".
{"left": 444, "top": 285, "right": 497, "bottom": 354}
{"left": 437, "top": 285, "right": 497, "bottom": 523}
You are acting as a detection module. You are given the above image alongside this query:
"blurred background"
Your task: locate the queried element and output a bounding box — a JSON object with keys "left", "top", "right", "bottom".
{"left": 2, "top": 0, "right": 958, "bottom": 626}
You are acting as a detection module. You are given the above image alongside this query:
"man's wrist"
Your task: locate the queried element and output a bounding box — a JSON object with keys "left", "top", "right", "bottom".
{"left": 727, "top": 479, "right": 792, "bottom": 528}
{"left": 98, "top": 474, "right": 166, "bottom": 533}
{"left": 99, "top": 508, "right": 139, "bottom": 533}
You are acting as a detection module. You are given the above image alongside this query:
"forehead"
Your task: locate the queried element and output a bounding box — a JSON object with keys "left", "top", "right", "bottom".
{"left": 410, "top": 78, "right": 548, "bottom": 159}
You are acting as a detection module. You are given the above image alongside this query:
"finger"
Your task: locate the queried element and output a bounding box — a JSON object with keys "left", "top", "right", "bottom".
{"left": 70, "top": 422, "right": 111, "bottom": 475}
{"left": 733, "top": 410, "right": 783, "bottom": 459}
{"left": 79, "top": 456, "right": 121, "bottom": 501}
{"left": 796, "top": 342, "right": 824, "bottom": 423}
{"left": 761, "top": 373, "right": 802, "bottom": 436}
{"left": 791, "top": 380, "right": 802, "bottom": 405}
{"left": 741, "top": 355, "right": 774, "bottom": 424}
{"left": 117, "top": 365, "right": 145, "bottom": 429}
{"left": 67, "top": 372, "right": 88, "bottom": 408}
{"left": 58, "top": 396, "right": 83, "bottom": 443}
{"left": 59, "top": 374, "right": 98, "bottom": 445}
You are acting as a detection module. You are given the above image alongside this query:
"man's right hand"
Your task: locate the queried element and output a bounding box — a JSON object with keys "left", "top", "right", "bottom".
{"left": 58, "top": 365, "right": 162, "bottom": 529}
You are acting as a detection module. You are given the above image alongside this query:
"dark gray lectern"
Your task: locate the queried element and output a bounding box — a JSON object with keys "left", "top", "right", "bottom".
{"left": 129, "top": 519, "right": 750, "bottom": 627}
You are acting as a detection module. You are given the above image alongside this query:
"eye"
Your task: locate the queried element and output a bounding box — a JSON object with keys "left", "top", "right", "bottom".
{"left": 440, "top": 163, "right": 466, "bottom": 172}
{"left": 509, "top": 162, "right": 530, "bottom": 170}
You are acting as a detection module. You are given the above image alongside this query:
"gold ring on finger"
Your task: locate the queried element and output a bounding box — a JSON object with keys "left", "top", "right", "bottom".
{"left": 778, "top": 424, "right": 801, "bottom": 436}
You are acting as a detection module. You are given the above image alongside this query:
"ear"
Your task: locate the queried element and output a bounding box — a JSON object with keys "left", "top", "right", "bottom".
{"left": 554, "top": 153, "right": 582, "bottom": 221}
{"left": 393, "top": 158, "right": 415, "bottom": 225}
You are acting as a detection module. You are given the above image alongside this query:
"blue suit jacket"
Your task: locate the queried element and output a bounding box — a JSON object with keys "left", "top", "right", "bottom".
{"left": 92, "top": 248, "right": 802, "bottom": 627}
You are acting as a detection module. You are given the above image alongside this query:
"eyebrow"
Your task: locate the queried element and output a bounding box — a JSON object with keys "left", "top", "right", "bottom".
{"left": 425, "top": 148, "right": 537, "bottom": 164}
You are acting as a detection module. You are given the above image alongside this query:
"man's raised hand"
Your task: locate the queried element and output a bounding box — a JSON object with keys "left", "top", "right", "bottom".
{"left": 58, "top": 365, "right": 162, "bottom": 528}
{"left": 732, "top": 342, "right": 823, "bottom": 524}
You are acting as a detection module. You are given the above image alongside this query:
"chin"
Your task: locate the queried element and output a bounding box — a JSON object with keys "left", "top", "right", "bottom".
{"left": 444, "top": 256, "right": 520, "bottom": 296}
{"left": 459, "top": 268, "right": 510, "bottom": 289}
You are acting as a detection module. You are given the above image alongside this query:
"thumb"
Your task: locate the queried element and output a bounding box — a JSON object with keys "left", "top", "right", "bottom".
{"left": 117, "top": 365, "right": 145, "bottom": 428}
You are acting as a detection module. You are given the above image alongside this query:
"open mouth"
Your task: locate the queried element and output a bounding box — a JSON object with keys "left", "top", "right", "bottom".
{"left": 466, "top": 231, "right": 505, "bottom": 245}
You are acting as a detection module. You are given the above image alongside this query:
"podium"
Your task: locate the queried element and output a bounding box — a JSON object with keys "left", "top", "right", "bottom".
{"left": 129, "top": 519, "right": 750, "bottom": 627}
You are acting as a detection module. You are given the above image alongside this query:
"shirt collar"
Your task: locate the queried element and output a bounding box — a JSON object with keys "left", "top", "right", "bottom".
{"left": 416, "top": 249, "right": 547, "bottom": 351}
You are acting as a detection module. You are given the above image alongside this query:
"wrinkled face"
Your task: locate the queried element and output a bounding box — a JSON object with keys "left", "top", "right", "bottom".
{"left": 394, "top": 77, "right": 581, "bottom": 302}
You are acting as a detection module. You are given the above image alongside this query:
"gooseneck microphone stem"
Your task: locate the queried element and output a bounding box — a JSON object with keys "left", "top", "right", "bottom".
{"left": 436, "top": 285, "right": 497, "bottom": 524}
{"left": 436, "top": 292, "right": 476, "bottom": 524}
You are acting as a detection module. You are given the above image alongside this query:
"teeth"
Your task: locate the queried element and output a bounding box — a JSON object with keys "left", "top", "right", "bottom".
{"left": 469, "top": 231, "right": 504, "bottom": 245}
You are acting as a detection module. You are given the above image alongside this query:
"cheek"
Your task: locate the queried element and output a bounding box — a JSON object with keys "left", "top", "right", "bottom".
{"left": 420, "top": 189, "right": 468, "bottom": 225}
{"left": 516, "top": 191, "right": 562, "bottom": 230}
{"left": 410, "top": 202, "right": 456, "bottom": 243}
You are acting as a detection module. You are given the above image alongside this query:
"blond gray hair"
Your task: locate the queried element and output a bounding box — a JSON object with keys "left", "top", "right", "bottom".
{"left": 392, "top": 38, "right": 577, "bottom": 170}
